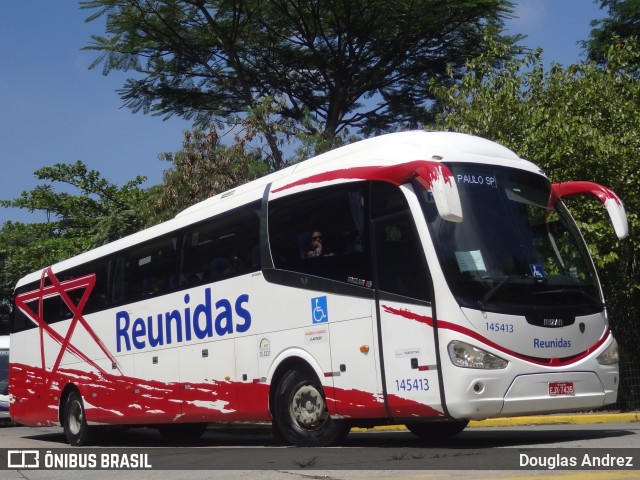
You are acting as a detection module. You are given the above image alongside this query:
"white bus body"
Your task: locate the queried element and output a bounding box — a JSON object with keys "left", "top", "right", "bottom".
{"left": 9, "top": 131, "right": 627, "bottom": 446}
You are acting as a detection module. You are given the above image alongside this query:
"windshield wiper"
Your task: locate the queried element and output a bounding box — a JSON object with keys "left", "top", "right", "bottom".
{"left": 478, "top": 274, "right": 532, "bottom": 310}
{"left": 535, "top": 288, "right": 604, "bottom": 309}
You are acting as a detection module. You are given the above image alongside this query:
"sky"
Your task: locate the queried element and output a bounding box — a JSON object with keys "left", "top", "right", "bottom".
{"left": 0, "top": 0, "right": 607, "bottom": 225}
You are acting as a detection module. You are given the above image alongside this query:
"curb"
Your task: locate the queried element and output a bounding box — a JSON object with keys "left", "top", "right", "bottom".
{"left": 468, "top": 412, "right": 640, "bottom": 427}
{"left": 351, "top": 412, "right": 640, "bottom": 432}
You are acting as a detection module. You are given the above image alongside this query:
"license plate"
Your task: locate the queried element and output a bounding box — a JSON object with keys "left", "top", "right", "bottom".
{"left": 549, "top": 382, "right": 575, "bottom": 396}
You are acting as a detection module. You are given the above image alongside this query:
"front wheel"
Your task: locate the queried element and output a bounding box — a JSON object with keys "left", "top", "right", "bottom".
{"left": 405, "top": 419, "right": 469, "bottom": 439}
{"left": 273, "top": 368, "right": 349, "bottom": 447}
{"left": 62, "top": 390, "right": 101, "bottom": 446}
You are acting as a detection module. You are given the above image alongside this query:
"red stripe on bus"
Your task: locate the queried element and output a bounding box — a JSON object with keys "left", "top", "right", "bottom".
{"left": 381, "top": 304, "right": 610, "bottom": 367}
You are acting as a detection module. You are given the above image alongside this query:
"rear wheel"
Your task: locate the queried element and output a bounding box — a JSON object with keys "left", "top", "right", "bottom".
{"left": 62, "top": 390, "right": 101, "bottom": 446}
{"left": 273, "top": 368, "right": 349, "bottom": 447}
{"left": 405, "top": 419, "right": 469, "bottom": 439}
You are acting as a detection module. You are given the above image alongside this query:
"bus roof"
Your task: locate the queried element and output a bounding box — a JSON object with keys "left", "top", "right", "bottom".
{"left": 177, "top": 130, "right": 530, "bottom": 218}
{"left": 15, "top": 131, "right": 539, "bottom": 288}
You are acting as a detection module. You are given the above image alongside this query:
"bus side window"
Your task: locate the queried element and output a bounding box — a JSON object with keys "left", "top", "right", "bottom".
{"left": 117, "top": 234, "right": 178, "bottom": 304}
{"left": 86, "top": 282, "right": 111, "bottom": 313}
{"left": 372, "top": 182, "right": 432, "bottom": 302}
{"left": 12, "top": 285, "right": 39, "bottom": 332}
{"left": 268, "top": 182, "right": 371, "bottom": 285}
{"left": 179, "top": 202, "right": 260, "bottom": 288}
{"left": 71, "top": 259, "right": 112, "bottom": 315}
{"left": 11, "top": 256, "right": 113, "bottom": 330}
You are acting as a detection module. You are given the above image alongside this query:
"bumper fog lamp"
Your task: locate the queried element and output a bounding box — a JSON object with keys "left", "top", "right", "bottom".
{"left": 597, "top": 338, "right": 619, "bottom": 365}
{"left": 447, "top": 340, "right": 508, "bottom": 369}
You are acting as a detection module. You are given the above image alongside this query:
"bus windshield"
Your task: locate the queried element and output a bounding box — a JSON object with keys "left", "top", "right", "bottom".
{"left": 421, "top": 163, "right": 602, "bottom": 316}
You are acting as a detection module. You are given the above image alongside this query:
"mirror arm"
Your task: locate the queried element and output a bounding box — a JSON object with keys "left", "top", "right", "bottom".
{"left": 551, "top": 181, "right": 629, "bottom": 240}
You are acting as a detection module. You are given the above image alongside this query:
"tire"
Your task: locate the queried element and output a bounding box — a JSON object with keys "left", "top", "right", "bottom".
{"left": 158, "top": 422, "right": 208, "bottom": 443}
{"left": 273, "top": 368, "right": 349, "bottom": 447}
{"left": 62, "top": 390, "right": 101, "bottom": 446}
{"left": 405, "top": 419, "right": 469, "bottom": 439}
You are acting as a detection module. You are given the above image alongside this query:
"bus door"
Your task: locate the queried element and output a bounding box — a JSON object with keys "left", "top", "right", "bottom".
{"left": 372, "top": 184, "right": 443, "bottom": 419}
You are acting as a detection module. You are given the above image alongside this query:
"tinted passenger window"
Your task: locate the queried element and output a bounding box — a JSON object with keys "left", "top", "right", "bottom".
{"left": 180, "top": 203, "right": 261, "bottom": 288}
{"left": 57, "top": 259, "right": 113, "bottom": 316}
{"left": 116, "top": 234, "right": 179, "bottom": 304}
{"left": 268, "top": 183, "right": 371, "bottom": 286}
{"left": 12, "top": 284, "right": 38, "bottom": 332}
{"left": 12, "top": 257, "right": 113, "bottom": 331}
{"left": 372, "top": 183, "right": 432, "bottom": 302}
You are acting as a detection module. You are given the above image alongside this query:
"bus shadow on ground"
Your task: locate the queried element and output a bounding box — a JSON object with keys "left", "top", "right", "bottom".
{"left": 20, "top": 423, "right": 636, "bottom": 449}
{"left": 12, "top": 426, "right": 638, "bottom": 471}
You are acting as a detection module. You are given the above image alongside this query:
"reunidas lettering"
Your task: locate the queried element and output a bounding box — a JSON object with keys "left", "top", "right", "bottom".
{"left": 116, "top": 288, "right": 251, "bottom": 352}
{"left": 533, "top": 337, "right": 571, "bottom": 348}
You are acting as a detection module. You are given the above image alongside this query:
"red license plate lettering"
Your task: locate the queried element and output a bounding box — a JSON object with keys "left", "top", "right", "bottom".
{"left": 549, "top": 382, "right": 574, "bottom": 396}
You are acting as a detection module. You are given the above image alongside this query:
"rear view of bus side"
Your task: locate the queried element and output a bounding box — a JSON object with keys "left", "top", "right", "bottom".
{"left": 9, "top": 131, "right": 627, "bottom": 446}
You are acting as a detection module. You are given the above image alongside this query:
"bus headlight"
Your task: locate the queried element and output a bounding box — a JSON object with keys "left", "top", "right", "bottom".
{"left": 597, "top": 338, "right": 619, "bottom": 365}
{"left": 447, "top": 340, "right": 508, "bottom": 369}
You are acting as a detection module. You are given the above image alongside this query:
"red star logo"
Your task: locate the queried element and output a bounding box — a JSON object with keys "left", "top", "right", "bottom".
{"left": 14, "top": 267, "right": 121, "bottom": 387}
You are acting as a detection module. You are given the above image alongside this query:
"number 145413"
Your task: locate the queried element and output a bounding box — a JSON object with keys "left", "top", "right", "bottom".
{"left": 395, "top": 378, "right": 430, "bottom": 392}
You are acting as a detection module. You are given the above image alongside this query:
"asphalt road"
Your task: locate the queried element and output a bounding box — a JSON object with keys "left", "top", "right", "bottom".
{"left": 0, "top": 418, "right": 639, "bottom": 478}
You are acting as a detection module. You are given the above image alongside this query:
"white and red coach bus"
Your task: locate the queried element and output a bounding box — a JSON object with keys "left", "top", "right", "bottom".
{"left": 9, "top": 131, "right": 627, "bottom": 446}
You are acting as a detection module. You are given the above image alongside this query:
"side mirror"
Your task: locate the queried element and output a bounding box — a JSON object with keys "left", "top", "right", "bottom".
{"left": 551, "top": 181, "right": 629, "bottom": 239}
{"left": 415, "top": 162, "right": 463, "bottom": 223}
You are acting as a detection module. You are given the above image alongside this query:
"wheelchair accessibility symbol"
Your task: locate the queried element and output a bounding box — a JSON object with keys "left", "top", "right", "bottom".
{"left": 311, "top": 296, "right": 328, "bottom": 324}
{"left": 529, "top": 263, "right": 546, "bottom": 278}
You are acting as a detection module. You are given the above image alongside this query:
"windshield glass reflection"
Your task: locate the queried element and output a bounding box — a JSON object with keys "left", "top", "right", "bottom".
{"left": 420, "top": 164, "right": 602, "bottom": 315}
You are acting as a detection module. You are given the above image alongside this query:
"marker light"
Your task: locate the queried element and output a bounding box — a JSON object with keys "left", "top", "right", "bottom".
{"left": 597, "top": 338, "right": 619, "bottom": 365}
{"left": 447, "top": 340, "right": 508, "bottom": 369}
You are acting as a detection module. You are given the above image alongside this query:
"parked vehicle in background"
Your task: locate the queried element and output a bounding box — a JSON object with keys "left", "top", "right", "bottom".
{"left": 0, "top": 336, "right": 9, "bottom": 418}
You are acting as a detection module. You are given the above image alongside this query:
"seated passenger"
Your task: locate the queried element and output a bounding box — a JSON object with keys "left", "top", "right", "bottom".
{"left": 306, "top": 230, "right": 334, "bottom": 258}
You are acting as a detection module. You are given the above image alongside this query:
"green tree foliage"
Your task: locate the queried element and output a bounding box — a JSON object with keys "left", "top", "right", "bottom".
{"left": 81, "top": 0, "right": 521, "bottom": 167}
{"left": 0, "top": 222, "right": 85, "bottom": 298}
{"left": 0, "top": 222, "right": 84, "bottom": 331}
{"left": 583, "top": 0, "right": 640, "bottom": 64}
{"left": 1, "top": 161, "right": 151, "bottom": 246}
{"left": 151, "top": 127, "right": 268, "bottom": 221}
{"left": 431, "top": 40, "right": 640, "bottom": 408}
{"left": 0, "top": 161, "right": 151, "bottom": 305}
